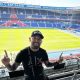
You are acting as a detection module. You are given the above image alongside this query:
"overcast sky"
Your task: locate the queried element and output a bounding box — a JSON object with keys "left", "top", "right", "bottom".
{"left": 0, "top": 0, "right": 80, "bottom": 7}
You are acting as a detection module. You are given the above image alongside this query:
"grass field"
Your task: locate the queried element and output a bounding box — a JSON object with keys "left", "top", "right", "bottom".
{"left": 0, "top": 28, "right": 80, "bottom": 54}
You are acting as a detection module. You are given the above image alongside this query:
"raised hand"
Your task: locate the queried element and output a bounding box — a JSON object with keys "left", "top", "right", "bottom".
{"left": 58, "top": 52, "right": 64, "bottom": 63}
{"left": 1, "top": 50, "right": 10, "bottom": 66}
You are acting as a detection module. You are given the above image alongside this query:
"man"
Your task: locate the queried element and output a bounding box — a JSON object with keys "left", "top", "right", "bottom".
{"left": 2, "top": 30, "right": 64, "bottom": 80}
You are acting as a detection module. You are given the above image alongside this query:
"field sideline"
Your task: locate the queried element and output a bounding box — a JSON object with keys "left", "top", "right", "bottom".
{"left": 0, "top": 28, "right": 80, "bottom": 54}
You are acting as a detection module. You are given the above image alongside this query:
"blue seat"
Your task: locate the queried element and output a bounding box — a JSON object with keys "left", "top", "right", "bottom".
{"left": 24, "top": 22, "right": 30, "bottom": 26}
{"left": 38, "top": 23, "right": 45, "bottom": 27}
{"left": 31, "top": 22, "right": 38, "bottom": 27}
{"left": 45, "top": 23, "right": 52, "bottom": 27}
{"left": 1, "top": 14, "right": 10, "bottom": 18}
{"left": 32, "top": 15, "right": 42, "bottom": 18}
{"left": 17, "top": 15, "right": 25, "bottom": 19}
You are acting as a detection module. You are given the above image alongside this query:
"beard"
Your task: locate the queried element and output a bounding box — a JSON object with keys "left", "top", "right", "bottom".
{"left": 31, "top": 42, "right": 40, "bottom": 49}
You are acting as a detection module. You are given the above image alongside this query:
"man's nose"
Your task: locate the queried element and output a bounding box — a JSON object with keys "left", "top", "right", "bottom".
{"left": 35, "top": 39, "right": 39, "bottom": 42}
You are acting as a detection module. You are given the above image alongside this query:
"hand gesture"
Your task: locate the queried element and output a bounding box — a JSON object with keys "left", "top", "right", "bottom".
{"left": 58, "top": 52, "right": 64, "bottom": 63}
{"left": 1, "top": 50, "right": 10, "bottom": 66}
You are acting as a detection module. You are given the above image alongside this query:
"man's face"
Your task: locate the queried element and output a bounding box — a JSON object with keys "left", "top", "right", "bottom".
{"left": 29, "top": 36, "right": 42, "bottom": 49}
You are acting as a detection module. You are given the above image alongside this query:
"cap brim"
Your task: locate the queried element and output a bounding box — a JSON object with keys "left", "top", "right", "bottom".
{"left": 31, "top": 34, "right": 44, "bottom": 39}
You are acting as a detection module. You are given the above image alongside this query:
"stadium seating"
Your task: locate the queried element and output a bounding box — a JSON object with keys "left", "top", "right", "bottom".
{"left": 0, "top": 6, "right": 80, "bottom": 29}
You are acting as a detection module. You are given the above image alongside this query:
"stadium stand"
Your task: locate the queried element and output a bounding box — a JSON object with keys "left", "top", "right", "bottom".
{"left": 0, "top": 2, "right": 80, "bottom": 29}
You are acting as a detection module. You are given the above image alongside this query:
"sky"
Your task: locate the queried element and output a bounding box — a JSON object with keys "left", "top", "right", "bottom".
{"left": 0, "top": 0, "right": 80, "bottom": 7}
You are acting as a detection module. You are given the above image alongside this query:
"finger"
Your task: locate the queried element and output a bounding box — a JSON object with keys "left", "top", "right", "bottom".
{"left": 4, "top": 50, "right": 8, "bottom": 57}
{"left": 59, "top": 52, "right": 63, "bottom": 58}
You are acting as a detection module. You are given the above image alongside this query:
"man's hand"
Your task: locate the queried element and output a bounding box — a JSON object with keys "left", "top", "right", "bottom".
{"left": 58, "top": 52, "right": 64, "bottom": 63}
{"left": 58, "top": 57, "right": 64, "bottom": 63}
{"left": 1, "top": 50, "right": 10, "bottom": 66}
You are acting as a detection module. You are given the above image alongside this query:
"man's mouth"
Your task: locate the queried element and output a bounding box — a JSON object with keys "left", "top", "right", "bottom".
{"left": 34, "top": 43, "right": 39, "bottom": 46}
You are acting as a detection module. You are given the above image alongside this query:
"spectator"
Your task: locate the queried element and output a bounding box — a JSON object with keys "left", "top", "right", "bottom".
{"left": 2, "top": 30, "right": 64, "bottom": 80}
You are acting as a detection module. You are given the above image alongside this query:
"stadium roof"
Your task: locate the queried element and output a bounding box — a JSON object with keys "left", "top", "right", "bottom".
{"left": 0, "top": 0, "right": 80, "bottom": 7}
{"left": 0, "top": 1, "right": 79, "bottom": 14}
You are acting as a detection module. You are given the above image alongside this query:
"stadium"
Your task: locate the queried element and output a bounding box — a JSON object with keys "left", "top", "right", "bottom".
{"left": 0, "top": 1, "right": 80, "bottom": 80}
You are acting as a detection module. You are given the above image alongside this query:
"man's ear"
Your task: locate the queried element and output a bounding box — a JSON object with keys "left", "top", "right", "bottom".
{"left": 29, "top": 37, "right": 31, "bottom": 42}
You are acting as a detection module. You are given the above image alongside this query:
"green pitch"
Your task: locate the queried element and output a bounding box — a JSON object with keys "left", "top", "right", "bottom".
{"left": 0, "top": 28, "right": 80, "bottom": 54}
